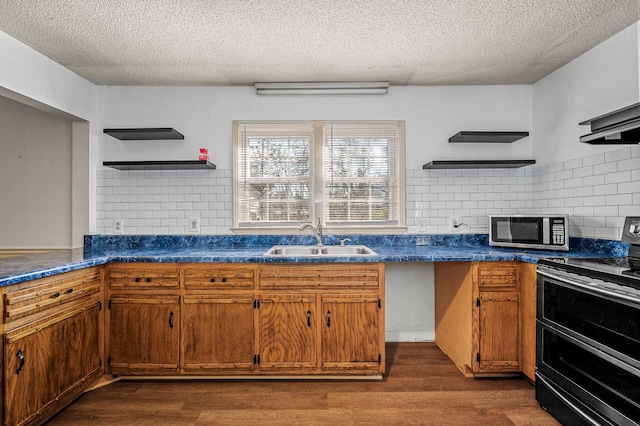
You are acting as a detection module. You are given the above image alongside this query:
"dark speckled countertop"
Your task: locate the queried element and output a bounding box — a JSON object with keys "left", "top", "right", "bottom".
{"left": 0, "top": 234, "right": 628, "bottom": 287}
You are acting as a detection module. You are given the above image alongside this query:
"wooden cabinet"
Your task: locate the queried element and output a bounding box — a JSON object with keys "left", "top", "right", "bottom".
{"left": 258, "top": 264, "right": 385, "bottom": 377}
{"left": 182, "top": 293, "right": 255, "bottom": 373}
{"left": 321, "top": 294, "right": 381, "bottom": 373}
{"left": 472, "top": 263, "right": 520, "bottom": 373}
{"left": 435, "top": 261, "right": 521, "bottom": 377}
{"left": 181, "top": 265, "right": 256, "bottom": 374}
{"left": 106, "top": 264, "right": 180, "bottom": 375}
{"left": 108, "top": 294, "right": 180, "bottom": 374}
{"left": 258, "top": 294, "right": 317, "bottom": 373}
{"left": 2, "top": 267, "right": 103, "bottom": 426}
{"left": 106, "top": 262, "right": 384, "bottom": 378}
{"left": 519, "top": 262, "right": 537, "bottom": 382}
{"left": 108, "top": 264, "right": 258, "bottom": 376}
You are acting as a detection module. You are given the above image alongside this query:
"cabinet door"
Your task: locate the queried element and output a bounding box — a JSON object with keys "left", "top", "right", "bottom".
{"left": 321, "top": 295, "right": 382, "bottom": 374}
{"left": 59, "top": 301, "right": 102, "bottom": 392}
{"left": 473, "top": 291, "right": 520, "bottom": 372}
{"left": 109, "top": 295, "right": 180, "bottom": 373}
{"left": 4, "top": 317, "right": 62, "bottom": 426}
{"left": 182, "top": 294, "right": 254, "bottom": 373}
{"left": 3, "top": 300, "right": 100, "bottom": 426}
{"left": 258, "top": 294, "right": 316, "bottom": 373}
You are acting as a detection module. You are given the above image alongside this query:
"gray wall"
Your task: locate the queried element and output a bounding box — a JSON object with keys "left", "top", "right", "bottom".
{"left": 0, "top": 96, "right": 73, "bottom": 248}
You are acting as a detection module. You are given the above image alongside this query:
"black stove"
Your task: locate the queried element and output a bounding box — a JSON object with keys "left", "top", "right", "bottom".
{"left": 535, "top": 217, "right": 640, "bottom": 426}
{"left": 539, "top": 216, "right": 640, "bottom": 291}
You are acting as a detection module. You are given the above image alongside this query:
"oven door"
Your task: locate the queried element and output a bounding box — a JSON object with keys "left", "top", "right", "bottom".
{"left": 537, "top": 267, "right": 640, "bottom": 425}
{"left": 537, "top": 323, "right": 640, "bottom": 426}
{"left": 537, "top": 268, "right": 640, "bottom": 368}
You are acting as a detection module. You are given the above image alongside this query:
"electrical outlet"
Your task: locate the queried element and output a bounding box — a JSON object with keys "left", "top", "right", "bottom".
{"left": 189, "top": 217, "right": 200, "bottom": 233}
{"left": 113, "top": 219, "right": 123, "bottom": 234}
{"left": 450, "top": 216, "right": 461, "bottom": 229}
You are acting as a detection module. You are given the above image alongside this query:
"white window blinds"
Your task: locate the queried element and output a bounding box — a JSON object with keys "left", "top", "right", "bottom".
{"left": 236, "top": 122, "right": 313, "bottom": 226}
{"left": 323, "top": 122, "right": 400, "bottom": 225}
{"left": 233, "top": 120, "right": 405, "bottom": 233}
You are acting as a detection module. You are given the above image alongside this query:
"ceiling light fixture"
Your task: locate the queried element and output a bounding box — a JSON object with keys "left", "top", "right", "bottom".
{"left": 255, "top": 82, "right": 390, "bottom": 95}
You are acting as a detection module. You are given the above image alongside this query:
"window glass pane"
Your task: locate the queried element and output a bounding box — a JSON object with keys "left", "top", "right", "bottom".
{"left": 234, "top": 120, "right": 403, "bottom": 231}
{"left": 324, "top": 122, "right": 398, "bottom": 224}
{"left": 236, "top": 123, "right": 312, "bottom": 225}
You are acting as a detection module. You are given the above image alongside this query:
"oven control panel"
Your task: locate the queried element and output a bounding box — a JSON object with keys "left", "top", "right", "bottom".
{"left": 622, "top": 216, "right": 640, "bottom": 243}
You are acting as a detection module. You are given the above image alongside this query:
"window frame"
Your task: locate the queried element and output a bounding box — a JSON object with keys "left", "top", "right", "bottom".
{"left": 232, "top": 120, "right": 406, "bottom": 235}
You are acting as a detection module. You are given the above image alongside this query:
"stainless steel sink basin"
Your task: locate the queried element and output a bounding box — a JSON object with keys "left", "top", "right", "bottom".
{"left": 264, "top": 246, "right": 320, "bottom": 256}
{"left": 320, "top": 246, "right": 377, "bottom": 255}
{"left": 263, "top": 245, "right": 377, "bottom": 256}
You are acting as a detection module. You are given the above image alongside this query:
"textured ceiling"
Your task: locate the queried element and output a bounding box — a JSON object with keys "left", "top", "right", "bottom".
{"left": 0, "top": 0, "right": 638, "bottom": 86}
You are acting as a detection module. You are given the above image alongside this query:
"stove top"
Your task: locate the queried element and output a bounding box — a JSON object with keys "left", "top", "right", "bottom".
{"left": 539, "top": 217, "right": 640, "bottom": 291}
{"left": 539, "top": 256, "right": 640, "bottom": 291}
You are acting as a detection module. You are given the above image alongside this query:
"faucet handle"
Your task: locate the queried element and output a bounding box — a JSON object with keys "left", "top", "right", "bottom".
{"left": 339, "top": 238, "right": 351, "bottom": 246}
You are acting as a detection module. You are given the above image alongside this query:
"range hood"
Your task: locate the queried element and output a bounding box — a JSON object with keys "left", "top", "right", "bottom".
{"left": 580, "top": 102, "right": 640, "bottom": 144}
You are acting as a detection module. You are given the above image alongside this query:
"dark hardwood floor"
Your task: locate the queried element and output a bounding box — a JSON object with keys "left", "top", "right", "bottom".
{"left": 46, "top": 343, "right": 560, "bottom": 425}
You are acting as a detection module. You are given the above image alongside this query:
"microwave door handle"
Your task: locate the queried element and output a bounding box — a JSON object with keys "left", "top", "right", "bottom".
{"left": 542, "top": 217, "right": 550, "bottom": 244}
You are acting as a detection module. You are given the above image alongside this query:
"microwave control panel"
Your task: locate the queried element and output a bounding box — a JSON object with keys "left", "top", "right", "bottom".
{"left": 551, "top": 218, "right": 566, "bottom": 245}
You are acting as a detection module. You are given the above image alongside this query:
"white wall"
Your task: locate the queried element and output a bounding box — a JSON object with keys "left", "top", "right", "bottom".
{"left": 0, "top": 31, "right": 96, "bottom": 121}
{"left": 533, "top": 23, "right": 640, "bottom": 165}
{"left": 385, "top": 263, "right": 434, "bottom": 342}
{"left": 95, "top": 85, "right": 532, "bottom": 234}
{"left": 0, "top": 30, "right": 97, "bottom": 247}
{"left": 529, "top": 22, "right": 640, "bottom": 239}
{"left": 97, "top": 85, "right": 533, "bottom": 171}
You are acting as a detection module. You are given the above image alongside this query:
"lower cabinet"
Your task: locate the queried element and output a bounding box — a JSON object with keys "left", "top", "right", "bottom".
{"left": 182, "top": 294, "right": 255, "bottom": 373}
{"left": 321, "top": 295, "right": 382, "bottom": 373}
{"left": 258, "top": 294, "right": 317, "bottom": 373}
{"left": 473, "top": 263, "right": 520, "bottom": 373}
{"left": 434, "top": 261, "right": 522, "bottom": 377}
{"left": 258, "top": 263, "right": 385, "bottom": 376}
{"left": 106, "top": 262, "right": 385, "bottom": 378}
{"left": 108, "top": 294, "right": 180, "bottom": 374}
{"left": 2, "top": 267, "right": 104, "bottom": 426}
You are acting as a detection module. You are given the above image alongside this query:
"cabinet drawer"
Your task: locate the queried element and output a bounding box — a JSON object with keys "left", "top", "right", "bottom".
{"left": 478, "top": 264, "right": 518, "bottom": 288}
{"left": 184, "top": 265, "right": 256, "bottom": 290}
{"left": 4, "top": 268, "right": 102, "bottom": 323}
{"left": 108, "top": 265, "right": 179, "bottom": 289}
{"left": 260, "top": 264, "right": 380, "bottom": 290}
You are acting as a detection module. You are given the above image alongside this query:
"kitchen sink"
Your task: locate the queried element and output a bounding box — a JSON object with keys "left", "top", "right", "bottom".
{"left": 263, "top": 245, "right": 377, "bottom": 256}
{"left": 320, "top": 246, "right": 376, "bottom": 255}
{"left": 264, "top": 246, "right": 321, "bottom": 256}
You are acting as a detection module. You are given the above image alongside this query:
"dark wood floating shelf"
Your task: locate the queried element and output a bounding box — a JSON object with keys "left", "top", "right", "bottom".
{"left": 423, "top": 160, "right": 536, "bottom": 169}
{"left": 103, "top": 128, "right": 185, "bottom": 140}
{"left": 103, "top": 160, "right": 216, "bottom": 170}
{"left": 448, "top": 131, "right": 529, "bottom": 143}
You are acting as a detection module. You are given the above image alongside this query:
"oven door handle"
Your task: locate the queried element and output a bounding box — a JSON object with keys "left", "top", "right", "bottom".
{"left": 537, "top": 268, "right": 640, "bottom": 305}
{"left": 535, "top": 373, "right": 607, "bottom": 426}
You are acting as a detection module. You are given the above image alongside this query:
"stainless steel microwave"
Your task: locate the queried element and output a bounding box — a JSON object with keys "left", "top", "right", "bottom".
{"left": 489, "top": 214, "right": 569, "bottom": 251}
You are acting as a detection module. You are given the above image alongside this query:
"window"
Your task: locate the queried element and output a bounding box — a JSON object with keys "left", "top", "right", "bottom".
{"left": 233, "top": 120, "right": 405, "bottom": 234}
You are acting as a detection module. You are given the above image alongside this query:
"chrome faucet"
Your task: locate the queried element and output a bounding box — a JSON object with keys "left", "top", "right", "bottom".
{"left": 298, "top": 218, "right": 323, "bottom": 246}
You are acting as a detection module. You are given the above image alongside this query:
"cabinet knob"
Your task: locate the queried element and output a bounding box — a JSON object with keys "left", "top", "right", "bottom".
{"left": 211, "top": 278, "right": 216, "bottom": 283}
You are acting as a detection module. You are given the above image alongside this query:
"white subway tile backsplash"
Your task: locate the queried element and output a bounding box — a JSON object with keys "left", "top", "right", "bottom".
{"left": 95, "top": 147, "right": 637, "bottom": 238}
{"left": 605, "top": 171, "right": 632, "bottom": 184}
{"left": 593, "top": 162, "right": 617, "bottom": 175}
{"left": 605, "top": 148, "right": 631, "bottom": 162}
